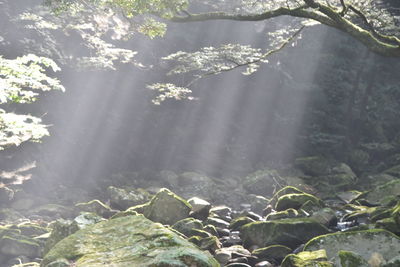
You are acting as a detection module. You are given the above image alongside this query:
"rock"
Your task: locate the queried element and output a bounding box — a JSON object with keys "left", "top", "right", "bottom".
{"left": 42, "top": 215, "right": 219, "bottom": 267}
{"left": 215, "top": 246, "right": 251, "bottom": 265}
{"left": 0, "top": 234, "right": 41, "bottom": 259}
{"left": 304, "top": 229, "right": 400, "bottom": 266}
{"left": 225, "top": 263, "right": 251, "bottom": 267}
{"left": 230, "top": 217, "right": 255, "bottom": 231}
{"left": 29, "top": 204, "right": 75, "bottom": 219}
{"left": 205, "top": 217, "right": 230, "bottom": 229}
{"left": 294, "top": 156, "right": 331, "bottom": 176}
{"left": 252, "top": 245, "right": 292, "bottom": 262}
{"left": 255, "top": 261, "right": 273, "bottom": 267}
{"left": 172, "top": 217, "right": 204, "bottom": 237}
{"left": 241, "top": 218, "right": 329, "bottom": 249}
{"left": 188, "top": 197, "right": 211, "bottom": 220}
{"left": 310, "top": 208, "right": 337, "bottom": 227}
{"left": 158, "top": 170, "right": 179, "bottom": 188}
{"left": 75, "top": 199, "right": 115, "bottom": 218}
{"left": 210, "top": 205, "right": 232, "bottom": 218}
{"left": 177, "top": 172, "right": 219, "bottom": 200}
{"left": 336, "top": 190, "right": 363, "bottom": 204}
{"left": 265, "top": 209, "right": 300, "bottom": 221}
{"left": 16, "top": 222, "right": 49, "bottom": 237}
{"left": 0, "top": 208, "right": 25, "bottom": 222}
{"left": 106, "top": 186, "right": 150, "bottom": 210}
{"left": 73, "top": 212, "right": 106, "bottom": 229}
{"left": 281, "top": 249, "right": 333, "bottom": 267}
{"left": 44, "top": 219, "right": 79, "bottom": 255}
{"left": 198, "top": 236, "right": 221, "bottom": 253}
{"left": 384, "top": 164, "right": 400, "bottom": 177}
{"left": 242, "top": 169, "right": 284, "bottom": 196}
{"left": 246, "top": 195, "right": 270, "bottom": 215}
{"left": 362, "top": 179, "right": 400, "bottom": 205}
{"left": 142, "top": 188, "right": 191, "bottom": 225}
{"left": 339, "top": 250, "right": 368, "bottom": 267}
{"left": 275, "top": 193, "right": 322, "bottom": 211}
{"left": 269, "top": 186, "right": 305, "bottom": 208}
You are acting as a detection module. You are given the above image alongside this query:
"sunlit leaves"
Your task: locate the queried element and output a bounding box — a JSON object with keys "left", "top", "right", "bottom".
{"left": 164, "top": 44, "right": 268, "bottom": 76}
{"left": 0, "top": 54, "right": 63, "bottom": 149}
{"left": 147, "top": 83, "right": 193, "bottom": 104}
{"left": 0, "top": 110, "right": 49, "bottom": 150}
{"left": 137, "top": 18, "right": 167, "bottom": 39}
{"left": 0, "top": 54, "right": 64, "bottom": 104}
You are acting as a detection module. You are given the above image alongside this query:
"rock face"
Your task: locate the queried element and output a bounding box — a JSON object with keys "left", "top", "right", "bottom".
{"left": 42, "top": 215, "right": 219, "bottom": 267}
{"left": 241, "top": 218, "right": 329, "bottom": 249}
{"left": 304, "top": 229, "right": 400, "bottom": 266}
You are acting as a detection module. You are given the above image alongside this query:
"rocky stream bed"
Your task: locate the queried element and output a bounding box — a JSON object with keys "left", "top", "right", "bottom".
{"left": 1, "top": 156, "right": 400, "bottom": 267}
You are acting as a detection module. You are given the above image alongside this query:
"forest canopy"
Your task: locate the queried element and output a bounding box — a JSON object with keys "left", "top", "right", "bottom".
{"left": 1, "top": 0, "right": 399, "bottom": 149}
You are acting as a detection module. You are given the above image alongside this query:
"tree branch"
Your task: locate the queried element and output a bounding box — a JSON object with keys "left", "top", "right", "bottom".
{"left": 169, "top": 2, "right": 400, "bottom": 57}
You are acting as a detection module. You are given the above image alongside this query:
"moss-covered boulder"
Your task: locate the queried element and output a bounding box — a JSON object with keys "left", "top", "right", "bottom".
{"left": 294, "top": 156, "right": 331, "bottom": 176}
{"left": 241, "top": 218, "right": 329, "bottom": 249}
{"left": 282, "top": 250, "right": 333, "bottom": 267}
{"left": 0, "top": 234, "right": 41, "bottom": 259}
{"left": 269, "top": 186, "right": 305, "bottom": 207}
{"left": 275, "top": 193, "right": 322, "bottom": 211}
{"left": 75, "top": 199, "right": 115, "bottom": 218}
{"left": 229, "top": 217, "right": 255, "bottom": 231}
{"left": 339, "top": 250, "right": 368, "bottom": 267}
{"left": 252, "top": 245, "right": 292, "bottom": 262}
{"left": 172, "top": 217, "right": 204, "bottom": 237}
{"left": 362, "top": 179, "right": 400, "bottom": 205}
{"left": 106, "top": 186, "right": 150, "bottom": 210}
{"left": 142, "top": 188, "right": 192, "bottom": 225}
{"left": 42, "top": 215, "right": 219, "bottom": 267}
{"left": 265, "top": 209, "right": 300, "bottom": 221}
{"left": 304, "top": 229, "right": 400, "bottom": 266}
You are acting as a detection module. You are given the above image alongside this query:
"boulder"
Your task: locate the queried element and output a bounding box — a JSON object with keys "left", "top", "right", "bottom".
{"left": 106, "top": 186, "right": 150, "bottom": 210}
{"left": 75, "top": 199, "right": 115, "bottom": 218}
{"left": 294, "top": 156, "right": 330, "bottom": 176}
{"left": 281, "top": 249, "right": 333, "bottom": 267}
{"left": 172, "top": 217, "right": 204, "bottom": 237}
{"left": 269, "top": 186, "right": 305, "bottom": 208}
{"left": 275, "top": 193, "right": 322, "bottom": 211}
{"left": 42, "top": 215, "right": 219, "bottom": 267}
{"left": 252, "top": 245, "right": 292, "bottom": 262}
{"left": 142, "top": 188, "right": 191, "bottom": 225}
{"left": 241, "top": 218, "right": 329, "bottom": 249}
{"left": 338, "top": 250, "right": 368, "bottom": 267}
{"left": 242, "top": 169, "right": 284, "bottom": 197}
{"left": 362, "top": 179, "right": 400, "bottom": 205}
{"left": 0, "top": 234, "right": 41, "bottom": 259}
{"left": 188, "top": 197, "right": 211, "bottom": 220}
{"left": 304, "top": 229, "right": 400, "bottom": 266}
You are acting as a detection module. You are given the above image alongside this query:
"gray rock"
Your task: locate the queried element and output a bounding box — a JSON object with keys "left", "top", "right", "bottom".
{"left": 304, "top": 229, "right": 400, "bottom": 266}
{"left": 142, "top": 188, "right": 191, "bottom": 225}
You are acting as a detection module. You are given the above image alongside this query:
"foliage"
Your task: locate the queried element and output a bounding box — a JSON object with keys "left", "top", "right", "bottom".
{"left": 0, "top": 54, "right": 64, "bottom": 150}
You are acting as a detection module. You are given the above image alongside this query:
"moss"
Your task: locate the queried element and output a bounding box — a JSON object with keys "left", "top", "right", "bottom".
{"left": 42, "top": 215, "right": 219, "bottom": 267}
{"left": 304, "top": 229, "right": 400, "bottom": 266}
{"left": 269, "top": 186, "right": 305, "bottom": 207}
{"left": 275, "top": 193, "right": 322, "bottom": 211}
{"left": 229, "top": 216, "right": 254, "bottom": 231}
{"left": 339, "top": 250, "right": 367, "bottom": 267}
{"left": 252, "top": 245, "right": 292, "bottom": 262}
{"left": 266, "top": 208, "right": 299, "bottom": 221}
{"left": 281, "top": 249, "right": 333, "bottom": 267}
{"left": 241, "top": 218, "right": 329, "bottom": 249}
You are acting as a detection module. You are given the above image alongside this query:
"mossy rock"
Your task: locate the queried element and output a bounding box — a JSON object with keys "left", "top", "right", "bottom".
{"left": 42, "top": 215, "right": 219, "bottom": 267}
{"left": 275, "top": 193, "right": 322, "bottom": 211}
{"left": 269, "top": 186, "right": 305, "bottom": 207}
{"left": 384, "top": 164, "right": 400, "bottom": 177}
{"left": 252, "top": 245, "right": 292, "bottom": 262}
{"left": 281, "top": 249, "right": 333, "bottom": 267}
{"left": 242, "top": 169, "right": 284, "bottom": 196}
{"left": 266, "top": 209, "right": 299, "bottom": 221}
{"left": 106, "top": 186, "right": 151, "bottom": 210}
{"left": 241, "top": 218, "right": 329, "bottom": 249}
{"left": 0, "top": 234, "right": 41, "bottom": 258}
{"left": 304, "top": 229, "right": 400, "bottom": 266}
{"left": 142, "top": 188, "right": 192, "bottom": 225}
{"left": 75, "top": 199, "right": 114, "bottom": 218}
{"left": 339, "top": 250, "right": 368, "bottom": 267}
{"left": 229, "top": 217, "right": 255, "bottom": 231}
{"left": 172, "top": 217, "right": 204, "bottom": 237}
{"left": 294, "top": 156, "right": 331, "bottom": 176}
{"left": 362, "top": 179, "right": 400, "bottom": 205}
{"left": 375, "top": 218, "right": 400, "bottom": 234}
